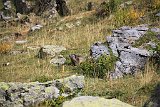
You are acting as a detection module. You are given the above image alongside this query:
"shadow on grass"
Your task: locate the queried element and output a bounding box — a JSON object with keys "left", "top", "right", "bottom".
{"left": 144, "top": 83, "right": 160, "bottom": 107}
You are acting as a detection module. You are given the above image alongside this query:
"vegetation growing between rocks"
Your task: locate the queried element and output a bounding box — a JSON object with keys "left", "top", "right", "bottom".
{"left": 133, "top": 31, "right": 160, "bottom": 71}
{"left": 79, "top": 54, "right": 117, "bottom": 79}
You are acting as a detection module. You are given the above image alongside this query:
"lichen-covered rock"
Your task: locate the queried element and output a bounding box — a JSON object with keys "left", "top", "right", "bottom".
{"left": 89, "top": 25, "right": 153, "bottom": 79}
{"left": 110, "top": 48, "right": 150, "bottom": 79}
{"left": 0, "top": 75, "right": 84, "bottom": 107}
{"left": 57, "top": 75, "right": 85, "bottom": 92}
{"left": 62, "top": 96, "right": 134, "bottom": 107}
{"left": 38, "top": 45, "right": 66, "bottom": 59}
{"left": 106, "top": 25, "right": 152, "bottom": 79}
{"left": 50, "top": 55, "right": 66, "bottom": 65}
{"left": 90, "top": 42, "right": 110, "bottom": 59}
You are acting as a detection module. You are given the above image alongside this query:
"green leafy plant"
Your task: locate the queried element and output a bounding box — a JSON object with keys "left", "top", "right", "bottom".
{"left": 45, "top": 96, "right": 66, "bottom": 107}
{"left": 79, "top": 54, "right": 117, "bottom": 79}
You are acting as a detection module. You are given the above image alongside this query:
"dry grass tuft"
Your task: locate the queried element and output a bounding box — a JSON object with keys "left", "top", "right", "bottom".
{"left": 0, "top": 42, "right": 13, "bottom": 53}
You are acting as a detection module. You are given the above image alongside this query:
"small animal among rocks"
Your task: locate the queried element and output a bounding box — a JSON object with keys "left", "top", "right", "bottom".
{"left": 69, "top": 54, "right": 85, "bottom": 66}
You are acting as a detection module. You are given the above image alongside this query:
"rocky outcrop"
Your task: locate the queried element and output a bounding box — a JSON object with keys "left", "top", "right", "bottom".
{"left": 107, "top": 25, "right": 151, "bottom": 79}
{"left": 13, "top": 0, "right": 32, "bottom": 14}
{"left": 62, "top": 96, "right": 134, "bottom": 107}
{"left": 90, "top": 42, "right": 110, "bottom": 59}
{"left": 33, "top": 0, "right": 57, "bottom": 17}
{"left": 90, "top": 25, "right": 159, "bottom": 79}
{"left": 0, "top": 75, "right": 84, "bottom": 107}
{"left": 1, "top": 0, "right": 70, "bottom": 21}
{"left": 0, "top": 0, "right": 15, "bottom": 21}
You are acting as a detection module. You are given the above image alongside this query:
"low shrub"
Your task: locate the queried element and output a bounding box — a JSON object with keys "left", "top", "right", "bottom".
{"left": 44, "top": 96, "right": 66, "bottom": 107}
{"left": 79, "top": 54, "right": 117, "bottom": 79}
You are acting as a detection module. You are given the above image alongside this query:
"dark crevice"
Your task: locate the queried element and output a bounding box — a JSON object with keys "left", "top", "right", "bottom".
{"left": 55, "top": 0, "right": 70, "bottom": 16}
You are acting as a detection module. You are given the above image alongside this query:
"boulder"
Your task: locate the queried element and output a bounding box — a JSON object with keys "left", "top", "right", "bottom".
{"left": 34, "top": 0, "right": 70, "bottom": 17}
{"left": 0, "top": 75, "right": 84, "bottom": 107}
{"left": 38, "top": 45, "right": 66, "bottom": 59}
{"left": 106, "top": 25, "right": 152, "bottom": 79}
{"left": 1, "top": 0, "right": 70, "bottom": 20}
{"left": 50, "top": 55, "right": 66, "bottom": 65}
{"left": 110, "top": 48, "right": 150, "bottom": 79}
{"left": 30, "top": 24, "right": 43, "bottom": 31}
{"left": 90, "top": 42, "right": 110, "bottom": 59}
{"left": 62, "top": 96, "right": 134, "bottom": 107}
{"left": 57, "top": 75, "right": 85, "bottom": 92}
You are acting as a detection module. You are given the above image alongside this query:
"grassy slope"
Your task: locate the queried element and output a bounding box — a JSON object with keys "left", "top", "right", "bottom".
{"left": 0, "top": 0, "right": 160, "bottom": 107}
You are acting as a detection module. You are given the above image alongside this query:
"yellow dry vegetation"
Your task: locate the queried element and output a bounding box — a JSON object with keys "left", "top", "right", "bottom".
{"left": 127, "top": 7, "right": 144, "bottom": 20}
{"left": 153, "top": 0, "right": 160, "bottom": 9}
{"left": 0, "top": 42, "right": 13, "bottom": 53}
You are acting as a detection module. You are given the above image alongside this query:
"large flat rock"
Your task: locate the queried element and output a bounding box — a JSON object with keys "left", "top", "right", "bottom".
{"left": 62, "top": 96, "right": 134, "bottom": 107}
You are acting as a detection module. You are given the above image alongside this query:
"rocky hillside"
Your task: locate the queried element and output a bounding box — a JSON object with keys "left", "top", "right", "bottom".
{"left": 0, "top": 0, "right": 160, "bottom": 107}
